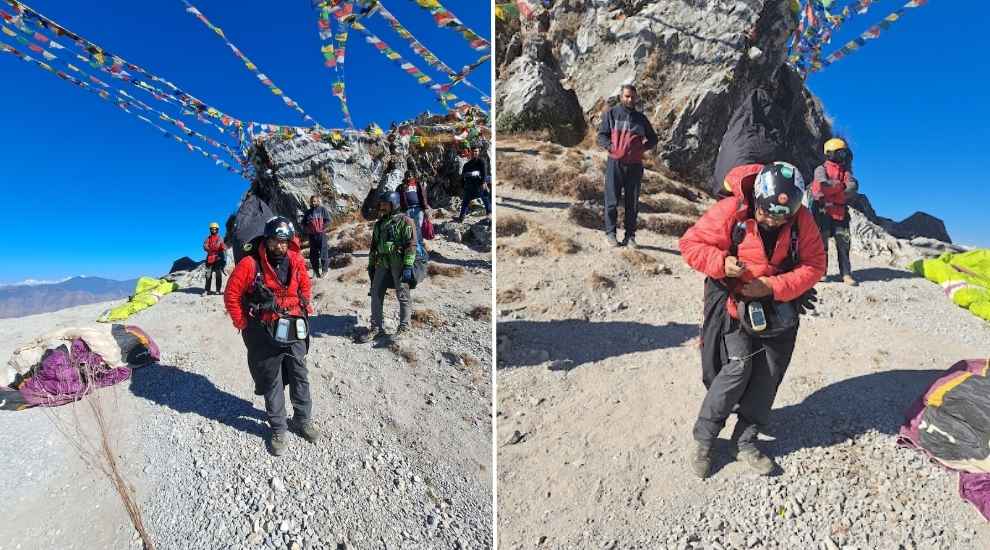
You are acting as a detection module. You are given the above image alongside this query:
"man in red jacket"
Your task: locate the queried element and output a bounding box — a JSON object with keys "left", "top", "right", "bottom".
{"left": 203, "top": 222, "right": 226, "bottom": 295}
{"left": 223, "top": 216, "right": 320, "bottom": 456}
{"left": 679, "top": 162, "right": 826, "bottom": 478}
{"left": 811, "top": 138, "right": 860, "bottom": 286}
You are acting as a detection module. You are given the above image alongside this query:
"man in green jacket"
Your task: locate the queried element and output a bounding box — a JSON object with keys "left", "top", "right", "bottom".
{"left": 358, "top": 191, "right": 417, "bottom": 342}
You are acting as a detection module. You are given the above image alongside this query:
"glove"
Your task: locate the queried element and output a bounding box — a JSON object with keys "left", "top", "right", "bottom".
{"left": 795, "top": 287, "right": 818, "bottom": 315}
{"left": 401, "top": 267, "right": 414, "bottom": 284}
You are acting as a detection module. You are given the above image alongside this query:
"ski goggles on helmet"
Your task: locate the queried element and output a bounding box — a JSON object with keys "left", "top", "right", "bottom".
{"left": 270, "top": 224, "right": 293, "bottom": 241}
{"left": 764, "top": 203, "right": 796, "bottom": 219}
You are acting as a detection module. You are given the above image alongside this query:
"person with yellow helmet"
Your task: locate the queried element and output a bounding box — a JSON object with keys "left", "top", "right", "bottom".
{"left": 810, "top": 137, "right": 860, "bottom": 286}
{"left": 203, "top": 222, "right": 227, "bottom": 295}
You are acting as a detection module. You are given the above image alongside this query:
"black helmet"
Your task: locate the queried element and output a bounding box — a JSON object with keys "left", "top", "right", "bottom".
{"left": 754, "top": 162, "right": 804, "bottom": 219}
{"left": 263, "top": 216, "right": 295, "bottom": 241}
{"left": 379, "top": 191, "right": 401, "bottom": 212}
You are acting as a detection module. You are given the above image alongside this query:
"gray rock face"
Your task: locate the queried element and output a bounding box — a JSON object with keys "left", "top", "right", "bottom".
{"left": 496, "top": 52, "right": 587, "bottom": 146}
{"left": 888, "top": 212, "right": 952, "bottom": 244}
{"left": 498, "top": 0, "right": 830, "bottom": 184}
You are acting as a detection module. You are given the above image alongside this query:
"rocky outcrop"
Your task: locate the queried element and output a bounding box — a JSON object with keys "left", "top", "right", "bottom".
{"left": 888, "top": 212, "right": 952, "bottom": 244}
{"left": 498, "top": 1, "right": 829, "bottom": 184}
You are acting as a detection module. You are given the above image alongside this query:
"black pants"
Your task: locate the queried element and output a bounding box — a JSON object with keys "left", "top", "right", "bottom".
{"left": 205, "top": 262, "right": 223, "bottom": 293}
{"left": 694, "top": 282, "right": 798, "bottom": 446}
{"left": 242, "top": 323, "right": 312, "bottom": 433}
{"left": 816, "top": 211, "right": 852, "bottom": 277}
{"left": 309, "top": 233, "right": 326, "bottom": 275}
{"left": 604, "top": 158, "right": 644, "bottom": 237}
{"left": 459, "top": 182, "right": 492, "bottom": 218}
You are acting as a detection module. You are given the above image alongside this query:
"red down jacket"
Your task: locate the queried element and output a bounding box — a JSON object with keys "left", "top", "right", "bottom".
{"left": 812, "top": 160, "right": 854, "bottom": 221}
{"left": 679, "top": 163, "right": 826, "bottom": 319}
{"left": 203, "top": 235, "right": 226, "bottom": 264}
{"left": 223, "top": 240, "right": 313, "bottom": 331}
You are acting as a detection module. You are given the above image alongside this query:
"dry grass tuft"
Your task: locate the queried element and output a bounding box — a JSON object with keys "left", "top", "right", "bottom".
{"left": 328, "top": 254, "right": 353, "bottom": 269}
{"left": 389, "top": 343, "right": 418, "bottom": 367}
{"left": 641, "top": 172, "right": 704, "bottom": 202}
{"left": 506, "top": 245, "right": 544, "bottom": 257}
{"left": 533, "top": 227, "right": 581, "bottom": 255}
{"left": 459, "top": 353, "right": 480, "bottom": 368}
{"left": 428, "top": 264, "right": 465, "bottom": 278}
{"left": 620, "top": 250, "right": 673, "bottom": 275}
{"left": 469, "top": 306, "right": 491, "bottom": 321}
{"left": 411, "top": 309, "right": 444, "bottom": 329}
{"left": 568, "top": 203, "right": 604, "bottom": 230}
{"left": 639, "top": 215, "right": 696, "bottom": 237}
{"left": 640, "top": 195, "right": 700, "bottom": 217}
{"left": 337, "top": 267, "right": 369, "bottom": 284}
{"left": 327, "top": 209, "right": 363, "bottom": 232}
{"left": 537, "top": 142, "right": 565, "bottom": 155}
{"left": 497, "top": 214, "right": 529, "bottom": 238}
{"left": 334, "top": 225, "right": 373, "bottom": 253}
{"left": 587, "top": 272, "right": 616, "bottom": 290}
{"left": 497, "top": 288, "right": 525, "bottom": 304}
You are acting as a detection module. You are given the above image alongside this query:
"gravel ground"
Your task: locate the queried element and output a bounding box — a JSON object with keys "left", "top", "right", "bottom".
{"left": 495, "top": 138, "right": 990, "bottom": 550}
{"left": 0, "top": 220, "right": 493, "bottom": 550}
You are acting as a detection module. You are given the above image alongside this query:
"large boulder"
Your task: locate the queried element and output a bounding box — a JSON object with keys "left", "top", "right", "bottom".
{"left": 499, "top": 0, "right": 829, "bottom": 186}
{"left": 889, "top": 212, "right": 952, "bottom": 244}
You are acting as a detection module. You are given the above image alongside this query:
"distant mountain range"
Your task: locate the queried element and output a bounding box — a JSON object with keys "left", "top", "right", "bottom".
{"left": 0, "top": 276, "right": 138, "bottom": 319}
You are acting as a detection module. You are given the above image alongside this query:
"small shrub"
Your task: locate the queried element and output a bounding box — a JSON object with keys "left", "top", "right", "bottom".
{"left": 497, "top": 214, "right": 529, "bottom": 238}
{"left": 412, "top": 309, "right": 444, "bottom": 329}
{"left": 497, "top": 288, "right": 525, "bottom": 304}
{"left": 469, "top": 306, "right": 491, "bottom": 321}
{"left": 588, "top": 272, "right": 615, "bottom": 290}
{"left": 428, "top": 264, "right": 465, "bottom": 278}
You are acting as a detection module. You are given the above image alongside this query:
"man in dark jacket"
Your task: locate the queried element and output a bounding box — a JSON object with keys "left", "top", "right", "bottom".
{"left": 455, "top": 147, "right": 491, "bottom": 222}
{"left": 301, "top": 195, "right": 332, "bottom": 278}
{"left": 597, "top": 84, "right": 658, "bottom": 249}
{"left": 224, "top": 217, "right": 320, "bottom": 456}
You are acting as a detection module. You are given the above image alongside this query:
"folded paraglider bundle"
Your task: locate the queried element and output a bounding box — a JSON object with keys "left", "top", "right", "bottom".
{"left": 97, "top": 277, "right": 179, "bottom": 323}
{"left": 1, "top": 325, "right": 160, "bottom": 411}
{"left": 910, "top": 249, "right": 990, "bottom": 323}
{"left": 899, "top": 358, "right": 990, "bottom": 520}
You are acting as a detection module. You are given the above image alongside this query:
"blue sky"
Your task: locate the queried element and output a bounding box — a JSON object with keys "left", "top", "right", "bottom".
{"left": 0, "top": 0, "right": 491, "bottom": 283}
{"left": 804, "top": 0, "right": 989, "bottom": 247}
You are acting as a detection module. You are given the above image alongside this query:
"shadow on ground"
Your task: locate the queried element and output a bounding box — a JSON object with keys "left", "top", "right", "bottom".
{"left": 770, "top": 369, "right": 942, "bottom": 458}
{"left": 851, "top": 267, "right": 919, "bottom": 283}
{"left": 500, "top": 196, "right": 572, "bottom": 210}
{"left": 497, "top": 319, "right": 697, "bottom": 371}
{"left": 430, "top": 250, "right": 492, "bottom": 270}
{"left": 129, "top": 364, "right": 267, "bottom": 439}
{"left": 309, "top": 314, "right": 357, "bottom": 338}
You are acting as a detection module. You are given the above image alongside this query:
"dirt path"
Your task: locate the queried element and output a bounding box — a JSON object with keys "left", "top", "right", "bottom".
{"left": 0, "top": 220, "right": 492, "bottom": 550}
{"left": 495, "top": 138, "right": 990, "bottom": 550}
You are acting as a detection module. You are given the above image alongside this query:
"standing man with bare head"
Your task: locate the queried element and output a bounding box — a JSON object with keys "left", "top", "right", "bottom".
{"left": 597, "top": 84, "right": 658, "bottom": 249}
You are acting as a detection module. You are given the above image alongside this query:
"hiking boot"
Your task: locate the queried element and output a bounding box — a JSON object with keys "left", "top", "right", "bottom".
{"left": 736, "top": 445, "right": 775, "bottom": 475}
{"left": 690, "top": 442, "right": 712, "bottom": 479}
{"left": 606, "top": 234, "right": 620, "bottom": 248}
{"left": 625, "top": 236, "right": 639, "bottom": 249}
{"left": 842, "top": 274, "right": 858, "bottom": 287}
{"left": 270, "top": 431, "right": 288, "bottom": 456}
{"left": 393, "top": 324, "right": 412, "bottom": 340}
{"left": 356, "top": 327, "right": 387, "bottom": 343}
{"left": 289, "top": 418, "right": 321, "bottom": 443}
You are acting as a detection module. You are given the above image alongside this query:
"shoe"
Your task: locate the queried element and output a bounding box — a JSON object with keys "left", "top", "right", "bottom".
{"left": 606, "top": 234, "right": 620, "bottom": 248}
{"left": 690, "top": 442, "right": 712, "bottom": 479}
{"left": 356, "top": 327, "right": 387, "bottom": 343}
{"left": 270, "top": 430, "right": 288, "bottom": 456}
{"left": 625, "top": 236, "right": 639, "bottom": 249}
{"left": 289, "top": 418, "right": 321, "bottom": 443}
{"left": 842, "top": 274, "right": 858, "bottom": 286}
{"left": 736, "top": 445, "right": 775, "bottom": 475}
{"left": 393, "top": 324, "right": 411, "bottom": 340}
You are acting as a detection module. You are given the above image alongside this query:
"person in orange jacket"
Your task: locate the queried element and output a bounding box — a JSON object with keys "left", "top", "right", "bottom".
{"left": 811, "top": 138, "right": 860, "bottom": 285}
{"left": 202, "top": 222, "right": 226, "bottom": 296}
{"left": 679, "top": 162, "right": 825, "bottom": 478}
{"left": 223, "top": 216, "right": 319, "bottom": 456}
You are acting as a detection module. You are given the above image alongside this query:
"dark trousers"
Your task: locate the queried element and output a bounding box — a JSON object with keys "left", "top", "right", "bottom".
{"left": 243, "top": 323, "right": 312, "bottom": 433}
{"left": 459, "top": 182, "right": 492, "bottom": 219}
{"left": 604, "top": 158, "right": 644, "bottom": 237}
{"left": 816, "top": 211, "right": 852, "bottom": 277}
{"left": 205, "top": 262, "right": 223, "bottom": 292}
{"left": 694, "top": 304, "right": 798, "bottom": 447}
{"left": 262, "top": 353, "right": 312, "bottom": 433}
{"left": 309, "top": 233, "right": 326, "bottom": 275}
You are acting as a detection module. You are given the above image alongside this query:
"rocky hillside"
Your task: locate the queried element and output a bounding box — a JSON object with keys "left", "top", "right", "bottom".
{"left": 496, "top": 1, "right": 957, "bottom": 246}
{"left": 495, "top": 136, "right": 990, "bottom": 550}
{"left": 0, "top": 277, "right": 138, "bottom": 319}
{"left": 0, "top": 213, "right": 493, "bottom": 550}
